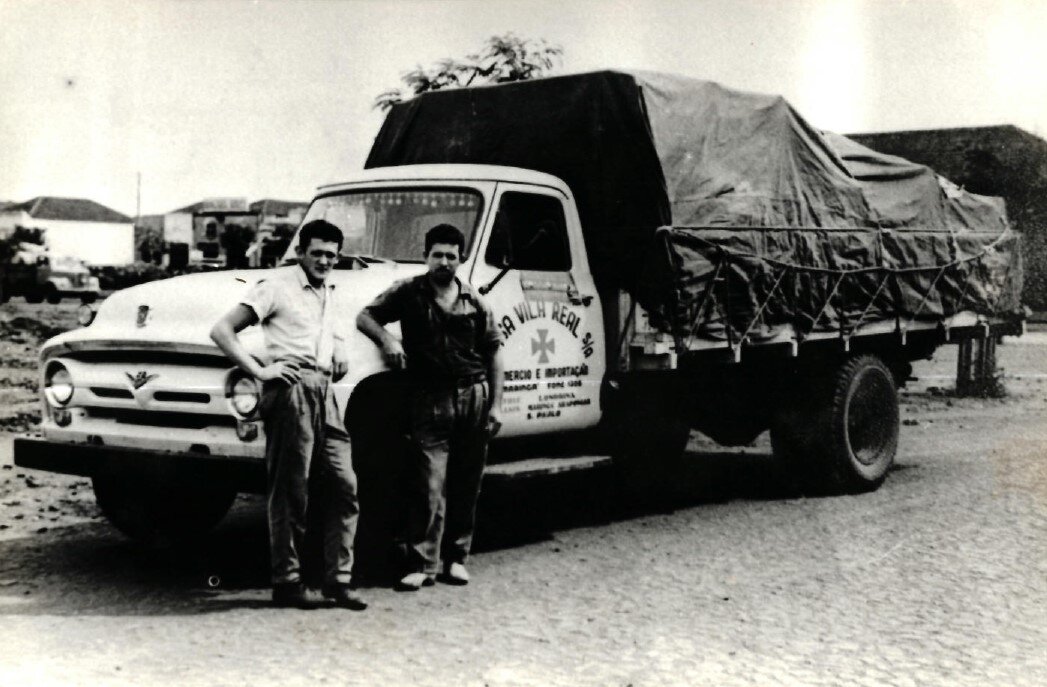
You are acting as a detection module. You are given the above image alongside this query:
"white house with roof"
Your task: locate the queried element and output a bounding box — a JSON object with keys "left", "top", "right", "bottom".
{"left": 0, "top": 197, "right": 135, "bottom": 265}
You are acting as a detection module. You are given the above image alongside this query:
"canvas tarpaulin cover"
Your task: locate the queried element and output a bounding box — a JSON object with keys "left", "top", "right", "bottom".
{"left": 366, "top": 70, "right": 1022, "bottom": 341}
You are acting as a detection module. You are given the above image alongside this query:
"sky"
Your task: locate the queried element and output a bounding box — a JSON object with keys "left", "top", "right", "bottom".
{"left": 2, "top": 0, "right": 1045, "bottom": 217}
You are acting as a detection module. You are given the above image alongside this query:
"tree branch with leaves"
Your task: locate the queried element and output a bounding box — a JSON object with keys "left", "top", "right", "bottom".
{"left": 375, "top": 33, "right": 563, "bottom": 111}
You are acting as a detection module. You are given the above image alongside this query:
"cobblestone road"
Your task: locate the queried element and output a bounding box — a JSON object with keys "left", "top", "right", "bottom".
{"left": 1, "top": 349, "right": 1045, "bottom": 686}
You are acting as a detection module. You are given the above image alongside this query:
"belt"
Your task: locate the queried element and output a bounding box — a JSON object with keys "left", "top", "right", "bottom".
{"left": 295, "top": 362, "right": 332, "bottom": 376}
{"left": 454, "top": 372, "right": 487, "bottom": 388}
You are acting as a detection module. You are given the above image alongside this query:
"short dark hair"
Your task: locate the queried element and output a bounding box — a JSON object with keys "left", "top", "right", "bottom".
{"left": 298, "top": 219, "right": 344, "bottom": 250}
{"left": 424, "top": 224, "right": 465, "bottom": 256}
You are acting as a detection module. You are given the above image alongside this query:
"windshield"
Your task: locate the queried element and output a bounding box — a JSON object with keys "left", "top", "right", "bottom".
{"left": 285, "top": 188, "right": 484, "bottom": 264}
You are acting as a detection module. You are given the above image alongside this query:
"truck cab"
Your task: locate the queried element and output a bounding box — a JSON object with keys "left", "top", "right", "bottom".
{"left": 304, "top": 165, "right": 606, "bottom": 437}
{"left": 15, "top": 165, "right": 618, "bottom": 542}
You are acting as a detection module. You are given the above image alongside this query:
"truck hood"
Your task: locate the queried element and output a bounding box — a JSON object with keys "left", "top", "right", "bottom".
{"left": 42, "top": 263, "right": 427, "bottom": 361}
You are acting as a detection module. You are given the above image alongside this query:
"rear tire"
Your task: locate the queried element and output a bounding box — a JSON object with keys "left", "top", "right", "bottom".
{"left": 24, "top": 287, "right": 43, "bottom": 304}
{"left": 45, "top": 283, "right": 61, "bottom": 304}
{"left": 92, "top": 470, "right": 236, "bottom": 544}
{"left": 771, "top": 354, "right": 898, "bottom": 494}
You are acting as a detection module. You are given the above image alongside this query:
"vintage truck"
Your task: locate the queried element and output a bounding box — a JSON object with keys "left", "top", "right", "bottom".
{"left": 1, "top": 245, "right": 101, "bottom": 304}
{"left": 14, "top": 71, "right": 1023, "bottom": 543}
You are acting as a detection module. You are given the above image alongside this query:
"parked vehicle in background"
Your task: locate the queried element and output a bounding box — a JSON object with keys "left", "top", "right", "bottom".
{"left": 0, "top": 244, "right": 101, "bottom": 304}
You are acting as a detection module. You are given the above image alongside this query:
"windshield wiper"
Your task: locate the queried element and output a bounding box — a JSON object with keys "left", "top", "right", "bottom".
{"left": 479, "top": 226, "right": 548, "bottom": 296}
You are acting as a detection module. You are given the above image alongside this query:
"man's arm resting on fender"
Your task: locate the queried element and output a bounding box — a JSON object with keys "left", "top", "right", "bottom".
{"left": 356, "top": 309, "right": 395, "bottom": 348}
{"left": 357, "top": 309, "right": 407, "bottom": 369}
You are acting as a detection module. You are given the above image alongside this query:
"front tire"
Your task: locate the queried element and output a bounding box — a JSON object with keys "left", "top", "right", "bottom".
{"left": 344, "top": 373, "right": 411, "bottom": 583}
{"left": 45, "top": 283, "right": 61, "bottom": 304}
{"left": 771, "top": 354, "right": 898, "bottom": 494}
{"left": 93, "top": 470, "right": 236, "bottom": 543}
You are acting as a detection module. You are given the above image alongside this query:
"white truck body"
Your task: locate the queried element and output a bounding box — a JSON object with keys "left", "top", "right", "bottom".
{"left": 33, "top": 165, "right": 608, "bottom": 455}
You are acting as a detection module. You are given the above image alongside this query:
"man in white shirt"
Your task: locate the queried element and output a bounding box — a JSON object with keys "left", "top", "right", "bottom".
{"left": 210, "top": 219, "right": 365, "bottom": 610}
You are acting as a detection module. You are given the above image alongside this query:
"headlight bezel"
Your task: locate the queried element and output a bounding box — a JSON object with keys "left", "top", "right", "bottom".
{"left": 226, "top": 370, "right": 261, "bottom": 419}
{"left": 76, "top": 303, "right": 97, "bottom": 327}
{"left": 44, "top": 361, "right": 75, "bottom": 407}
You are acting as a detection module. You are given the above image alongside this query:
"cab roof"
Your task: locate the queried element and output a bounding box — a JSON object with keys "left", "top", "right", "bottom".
{"left": 316, "top": 164, "right": 571, "bottom": 195}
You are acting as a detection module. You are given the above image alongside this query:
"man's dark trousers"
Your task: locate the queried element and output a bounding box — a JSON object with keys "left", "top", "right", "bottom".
{"left": 407, "top": 379, "right": 490, "bottom": 575}
{"left": 261, "top": 368, "right": 359, "bottom": 586}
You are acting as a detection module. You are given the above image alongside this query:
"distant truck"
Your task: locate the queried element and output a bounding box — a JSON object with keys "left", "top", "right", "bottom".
{"left": 0, "top": 245, "right": 101, "bottom": 304}
{"left": 15, "top": 71, "right": 1023, "bottom": 543}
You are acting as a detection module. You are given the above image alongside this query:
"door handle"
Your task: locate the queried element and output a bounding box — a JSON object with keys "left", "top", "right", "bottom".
{"left": 566, "top": 285, "right": 594, "bottom": 307}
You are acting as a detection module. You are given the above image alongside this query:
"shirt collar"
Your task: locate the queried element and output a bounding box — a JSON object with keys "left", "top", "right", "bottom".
{"left": 417, "top": 274, "right": 472, "bottom": 301}
{"left": 295, "top": 264, "right": 335, "bottom": 291}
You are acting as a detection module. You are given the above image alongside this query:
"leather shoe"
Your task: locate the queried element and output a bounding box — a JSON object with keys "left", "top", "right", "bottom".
{"left": 322, "top": 584, "right": 367, "bottom": 611}
{"left": 271, "top": 582, "right": 318, "bottom": 609}
{"left": 439, "top": 562, "right": 470, "bottom": 586}
{"left": 395, "top": 572, "right": 436, "bottom": 592}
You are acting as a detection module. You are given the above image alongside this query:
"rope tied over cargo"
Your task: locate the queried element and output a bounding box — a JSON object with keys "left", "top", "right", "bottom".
{"left": 651, "top": 225, "right": 1022, "bottom": 354}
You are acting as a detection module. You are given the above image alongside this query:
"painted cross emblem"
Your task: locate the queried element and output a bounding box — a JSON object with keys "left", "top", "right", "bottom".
{"left": 531, "top": 329, "right": 556, "bottom": 363}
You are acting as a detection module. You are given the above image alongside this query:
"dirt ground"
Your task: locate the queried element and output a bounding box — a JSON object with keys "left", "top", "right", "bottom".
{"left": 1, "top": 298, "right": 1046, "bottom": 686}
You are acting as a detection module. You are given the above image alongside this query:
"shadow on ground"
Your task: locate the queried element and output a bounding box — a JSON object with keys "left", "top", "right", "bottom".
{"left": 0, "top": 448, "right": 842, "bottom": 617}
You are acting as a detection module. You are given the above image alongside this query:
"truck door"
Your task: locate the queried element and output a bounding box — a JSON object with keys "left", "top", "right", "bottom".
{"left": 468, "top": 185, "right": 605, "bottom": 437}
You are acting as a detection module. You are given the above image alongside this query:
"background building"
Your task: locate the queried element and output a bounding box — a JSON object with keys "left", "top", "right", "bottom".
{"left": 249, "top": 199, "right": 308, "bottom": 267}
{"left": 136, "top": 197, "right": 308, "bottom": 269}
{"left": 0, "top": 197, "right": 134, "bottom": 265}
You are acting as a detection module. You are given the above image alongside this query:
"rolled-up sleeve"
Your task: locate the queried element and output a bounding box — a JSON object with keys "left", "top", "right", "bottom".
{"left": 362, "top": 279, "right": 410, "bottom": 324}
{"left": 240, "top": 279, "right": 277, "bottom": 323}
{"left": 477, "top": 298, "right": 503, "bottom": 353}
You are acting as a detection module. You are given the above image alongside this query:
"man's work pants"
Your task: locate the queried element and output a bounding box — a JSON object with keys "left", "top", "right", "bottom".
{"left": 261, "top": 370, "right": 359, "bottom": 586}
{"left": 407, "top": 380, "right": 491, "bottom": 575}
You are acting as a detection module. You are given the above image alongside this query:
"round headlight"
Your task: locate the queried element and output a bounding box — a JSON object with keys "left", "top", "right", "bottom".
{"left": 45, "top": 363, "right": 74, "bottom": 406}
{"left": 229, "top": 375, "right": 260, "bottom": 416}
{"left": 77, "top": 304, "right": 97, "bottom": 327}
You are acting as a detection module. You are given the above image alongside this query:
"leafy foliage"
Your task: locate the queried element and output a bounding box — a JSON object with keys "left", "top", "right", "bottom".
{"left": 375, "top": 33, "right": 563, "bottom": 111}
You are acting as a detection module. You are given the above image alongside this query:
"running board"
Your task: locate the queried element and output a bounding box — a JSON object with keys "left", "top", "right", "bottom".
{"left": 485, "top": 454, "right": 612, "bottom": 480}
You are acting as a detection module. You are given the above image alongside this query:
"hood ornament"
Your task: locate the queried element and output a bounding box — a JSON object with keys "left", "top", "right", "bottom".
{"left": 126, "top": 371, "right": 159, "bottom": 391}
{"left": 136, "top": 305, "right": 150, "bottom": 328}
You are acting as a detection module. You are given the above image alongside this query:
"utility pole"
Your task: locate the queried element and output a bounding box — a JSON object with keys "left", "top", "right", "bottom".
{"left": 136, "top": 172, "right": 141, "bottom": 221}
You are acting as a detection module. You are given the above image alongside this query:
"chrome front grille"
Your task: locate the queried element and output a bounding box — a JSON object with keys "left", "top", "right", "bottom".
{"left": 86, "top": 407, "right": 236, "bottom": 429}
{"left": 90, "top": 387, "right": 211, "bottom": 404}
{"left": 65, "top": 350, "right": 231, "bottom": 367}
{"left": 153, "top": 391, "right": 211, "bottom": 404}
{"left": 91, "top": 387, "right": 133, "bottom": 399}
{"left": 54, "top": 354, "right": 232, "bottom": 428}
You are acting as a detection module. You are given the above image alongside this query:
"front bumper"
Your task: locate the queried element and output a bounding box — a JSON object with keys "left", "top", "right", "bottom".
{"left": 13, "top": 436, "right": 265, "bottom": 493}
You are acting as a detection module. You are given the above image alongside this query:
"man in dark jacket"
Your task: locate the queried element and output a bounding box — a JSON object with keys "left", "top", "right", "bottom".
{"left": 357, "top": 223, "right": 503, "bottom": 591}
